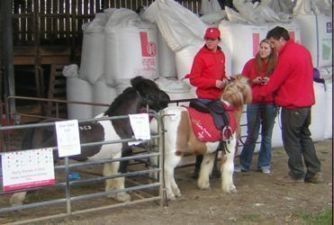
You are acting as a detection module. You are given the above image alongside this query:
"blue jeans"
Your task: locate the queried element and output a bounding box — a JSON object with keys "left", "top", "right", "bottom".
{"left": 240, "top": 104, "right": 278, "bottom": 171}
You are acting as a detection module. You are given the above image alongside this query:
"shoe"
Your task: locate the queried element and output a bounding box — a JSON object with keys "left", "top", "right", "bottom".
{"left": 278, "top": 175, "right": 304, "bottom": 184}
{"left": 305, "top": 172, "right": 324, "bottom": 183}
{"left": 234, "top": 165, "right": 247, "bottom": 173}
{"left": 261, "top": 168, "right": 271, "bottom": 174}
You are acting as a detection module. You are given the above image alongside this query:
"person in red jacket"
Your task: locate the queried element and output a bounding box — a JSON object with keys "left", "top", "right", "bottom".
{"left": 186, "top": 27, "right": 228, "bottom": 178}
{"left": 187, "top": 27, "right": 228, "bottom": 99}
{"left": 235, "top": 39, "right": 278, "bottom": 174}
{"left": 257, "top": 26, "right": 322, "bottom": 183}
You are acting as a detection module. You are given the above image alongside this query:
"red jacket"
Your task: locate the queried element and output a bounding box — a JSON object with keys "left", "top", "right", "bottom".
{"left": 186, "top": 46, "right": 226, "bottom": 100}
{"left": 242, "top": 58, "right": 274, "bottom": 104}
{"left": 257, "top": 40, "right": 315, "bottom": 109}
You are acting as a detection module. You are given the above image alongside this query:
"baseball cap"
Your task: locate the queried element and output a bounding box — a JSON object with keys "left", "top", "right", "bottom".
{"left": 204, "top": 27, "right": 220, "bottom": 40}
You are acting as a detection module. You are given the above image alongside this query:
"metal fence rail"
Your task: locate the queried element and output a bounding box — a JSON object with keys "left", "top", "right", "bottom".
{"left": 0, "top": 113, "right": 166, "bottom": 225}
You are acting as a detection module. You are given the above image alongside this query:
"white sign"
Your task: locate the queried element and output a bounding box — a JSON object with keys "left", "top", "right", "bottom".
{"left": 1, "top": 148, "right": 55, "bottom": 192}
{"left": 55, "top": 120, "right": 81, "bottom": 157}
{"left": 129, "top": 113, "right": 151, "bottom": 141}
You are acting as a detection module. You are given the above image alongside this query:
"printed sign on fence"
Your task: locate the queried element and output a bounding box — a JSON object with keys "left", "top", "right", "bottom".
{"left": 1, "top": 148, "right": 55, "bottom": 192}
{"left": 55, "top": 120, "right": 81, "bottom": 157}
{"left": 129, "top": 113, "right": 151, "bottom": 141}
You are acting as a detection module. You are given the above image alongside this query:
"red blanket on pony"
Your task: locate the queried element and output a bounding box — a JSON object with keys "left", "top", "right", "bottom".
{"left": 187, "top": 103, "right": 236, "bottom": 142}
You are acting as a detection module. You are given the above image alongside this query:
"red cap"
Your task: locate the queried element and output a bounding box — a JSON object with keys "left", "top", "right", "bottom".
{"left": 204, "top": 27, "right": 221, "bottom": 40}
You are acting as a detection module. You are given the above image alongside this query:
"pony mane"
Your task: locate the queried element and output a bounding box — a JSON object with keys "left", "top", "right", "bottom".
{"left": 104, "top": 87, "right": 138, "bottom": 116}
{"left": 221, "top": 75, "right": 252, "bottom": 109}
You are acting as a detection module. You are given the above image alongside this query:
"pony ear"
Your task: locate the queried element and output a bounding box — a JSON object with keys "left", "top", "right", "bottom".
{"left": 131, "top": 76, "right": 159, "bottom": 91}
{"left": 130, "top": 76, "right": 145, "bottom": 90}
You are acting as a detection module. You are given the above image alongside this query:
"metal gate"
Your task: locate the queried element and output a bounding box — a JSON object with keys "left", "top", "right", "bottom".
{"left": 0, "top": 113, "right": 166, "bottom": 225}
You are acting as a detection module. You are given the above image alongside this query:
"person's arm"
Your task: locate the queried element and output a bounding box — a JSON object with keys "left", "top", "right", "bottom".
{"left": 259, "top": 57, "right": 291, "bottom": 96}
{"left": 242, "top": 59, "right": 261, "bottom": 85}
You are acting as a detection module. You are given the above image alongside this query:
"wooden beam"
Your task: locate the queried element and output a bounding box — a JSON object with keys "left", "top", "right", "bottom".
{"left": 1, "top": 0, "right": 16, "bottom": 118}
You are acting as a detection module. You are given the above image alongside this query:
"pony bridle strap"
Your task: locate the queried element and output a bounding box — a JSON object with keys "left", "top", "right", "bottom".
{"left": 135, "top": 90, "right": 157, "bottom": 115}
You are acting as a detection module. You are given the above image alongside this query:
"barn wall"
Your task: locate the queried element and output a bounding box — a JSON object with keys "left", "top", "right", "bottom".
{"left": 12, "top": 0, "right": 200, "bottom": 48}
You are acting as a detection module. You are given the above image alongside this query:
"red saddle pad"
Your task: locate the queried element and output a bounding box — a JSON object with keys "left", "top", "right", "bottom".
{"left": 187, "top": 104, "right": 236, "bottom": 142}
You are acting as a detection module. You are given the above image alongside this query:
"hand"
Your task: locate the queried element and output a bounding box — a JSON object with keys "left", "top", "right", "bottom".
{"left": 216, "top": 79, "right": 227, "bottom": 89}
{"left": 252, "top": 76, "right": 263, "bottom": 84}
{"left": 261, "top": 77, "right": 269, "bottom": 85}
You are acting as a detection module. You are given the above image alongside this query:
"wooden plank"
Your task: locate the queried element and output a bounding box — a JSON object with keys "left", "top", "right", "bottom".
{"left": 46, "top": 0, "right": 52, "bottom": 41}
{"left": 65, "top": 0, "right": 71, "bottom": 45}
{"left": 40, "top": 0, "right": 46, "bottom": 41}
{"left": 59, "top": 0, "right": 65, "bottom": 39}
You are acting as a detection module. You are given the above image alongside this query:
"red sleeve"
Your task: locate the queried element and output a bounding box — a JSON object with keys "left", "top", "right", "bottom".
{"left": 260, "top": 55, "right": 291, "bottom": 97}
{"left": 241, "top": 59, "right": 253, "bottom": 79}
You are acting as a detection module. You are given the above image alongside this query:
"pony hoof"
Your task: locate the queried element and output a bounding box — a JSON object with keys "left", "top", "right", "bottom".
{"left": 108, "top": 192, "right": 131, "bottom": 202}
{"left": 116, "top": 192, "right": 131, "bottom": 202}
{"left": 223, "top": 185, "right": 237, "bottom": 193}
{"left": 10, "top": 193, "right": 26, "bottom": 206}
{"left": 166, "top": 192, "right": 176, "bottom": 201}
{"left": 174, "top": 190, "right": 182, "bottom": 198}
{"left": 198, "top": 180, "right": 210, "bottom": 190}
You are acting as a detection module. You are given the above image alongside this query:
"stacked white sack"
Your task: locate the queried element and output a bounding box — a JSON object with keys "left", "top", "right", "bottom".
{"left": 142, "top": 0, "right": 232, "bottom": 97}
{"left": 219, "top": 20, "right": 268, "bottom": 74}
{"left": 155, "top": 77, "right": 196, "bottom": 103}
{"left": 63, "top": 65, "right": 93, "bottom": 119}
{"left": 294, "top": 14, "right": 332, "bottom": 69}
{"left": 80, "top": 13, "right": 109, "bottom": 84}
{"left": 105, "top": 8, "right": 159, "bottom": 86}
{"left": 220, "top": 19, "right": 301, "bottom": 75}
{"left": 142, "top": 0, "right": 207, "bottom": 52}
{"left": 157, "top": 31, "right": 177, "bottom": 78}
{"left": 293, "top": 0, "right": 332, "bottom": 17}
{"left": 200, "top": 0, "right": 222, "bottom": 16}
{"left": 309, "top": 82, "right": 326, "bottom": 141}
{"left": 324, "top": 81, "right": 332, "bottom": 139}
{"left": 92, "top": 78, "right": 117, "bottom": 116}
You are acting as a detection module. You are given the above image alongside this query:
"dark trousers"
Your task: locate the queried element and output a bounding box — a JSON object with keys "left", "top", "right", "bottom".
{"left": 281, "top": 107, "right": 321, "bottom": 179}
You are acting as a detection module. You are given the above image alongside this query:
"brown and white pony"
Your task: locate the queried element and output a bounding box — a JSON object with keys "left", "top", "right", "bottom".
{"left": 159, "top": 75, "right": 251, "bottom": 200}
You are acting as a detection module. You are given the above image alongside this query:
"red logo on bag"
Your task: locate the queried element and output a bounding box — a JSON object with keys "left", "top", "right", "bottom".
{"left": 252, "top": 33, "right": 260, "bottom": 57}
{"left": 140, "top": 32, "right": 157, "bottom": 57}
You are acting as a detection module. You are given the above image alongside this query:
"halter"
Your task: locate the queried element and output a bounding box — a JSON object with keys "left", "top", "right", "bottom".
{"left": 135, "top": 90, "right": 158, "bottom": 118}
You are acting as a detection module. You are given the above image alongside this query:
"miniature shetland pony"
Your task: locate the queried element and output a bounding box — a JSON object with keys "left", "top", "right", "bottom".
{"left": 160, "top": 75, "right": 251, "bottom": 200}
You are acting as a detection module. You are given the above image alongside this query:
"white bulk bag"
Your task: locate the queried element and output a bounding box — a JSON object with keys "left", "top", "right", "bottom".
{"left": 310, "top": 82, "right": 326, "bottom": 141}
{"left": 80, "top": 13, "right": 108, "bottom": 84}
{"left": 175, "top": 41, "right": 203, "bottom": 81}
{"left": 324, "top": 81, "right": 332, "bottom": 139}
{"left": 66, "top": 77, "right": 93, "bottom": 119}
{"left": 114, "top": 79, "right": 132, "bottom": 95}
{"left": 157, "top": 31, "right": 177, "bottom": 78}
{"left": 142, "top": 0, "right": 207, "bottom": 52}
{"left": 200, "top": 0, "right": 222, "bottom": 16}
{"left": 155, "top": 77, "right": 196, "bottom": 102}
{"left": 92, "top": 78, "right": 117, "bottom": 116}
{"left": 294, "top": 15, "right": 332, "bottom": 68}
{"left": 267, "top": 20, "right": 302, "bottom": 43}
{"left": 219, "top": 21, "right": 267, "bottom": 74}
{"left": 105, "top": 9, "right": 159, "bottom": 85}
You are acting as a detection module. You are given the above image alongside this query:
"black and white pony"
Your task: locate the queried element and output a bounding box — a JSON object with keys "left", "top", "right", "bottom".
{"left": 9, "top": 76, "right": 170, "bottom": 206}
{"left": 158, "top": 75, "right": 252, "bottom": 200}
